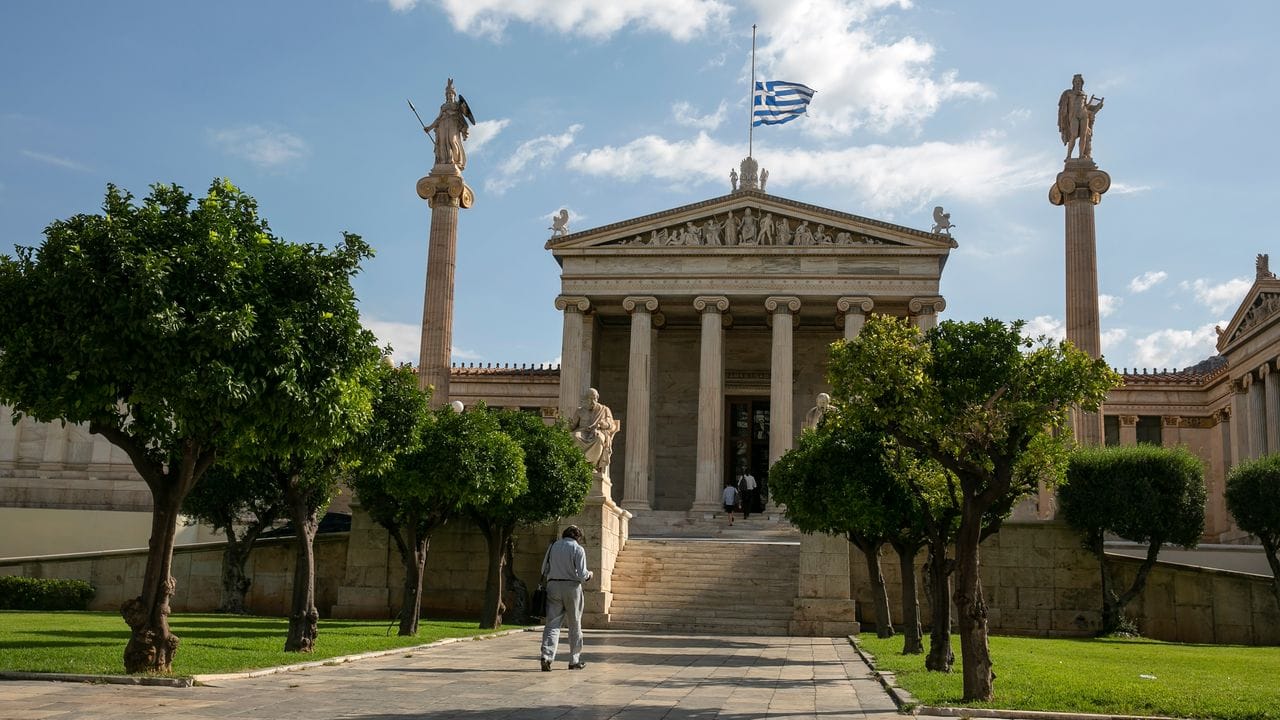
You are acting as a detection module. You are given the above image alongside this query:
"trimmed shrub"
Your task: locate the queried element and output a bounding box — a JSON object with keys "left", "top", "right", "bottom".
{"left": 0, "top": 576, "right": 95, "bottom": 610}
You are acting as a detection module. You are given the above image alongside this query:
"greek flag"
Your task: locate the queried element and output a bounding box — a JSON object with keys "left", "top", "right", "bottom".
{"left": 752, "top": 81, "right": 815, "bottom": 126}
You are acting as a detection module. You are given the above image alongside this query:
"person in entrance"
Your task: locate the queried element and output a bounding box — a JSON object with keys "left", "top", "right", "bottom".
{"left": 539, "top": 525, "right": 592, "bottom": 671}
{"left": 722, "top": 481, "right": 740, "bottom": 526}
{"left": 737, "top": 470, "right": 758, "bottom": 519}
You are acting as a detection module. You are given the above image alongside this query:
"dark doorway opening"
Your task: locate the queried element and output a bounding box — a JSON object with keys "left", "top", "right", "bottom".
{"left": 727, "top": 398, "right": 769, "bottom": 513}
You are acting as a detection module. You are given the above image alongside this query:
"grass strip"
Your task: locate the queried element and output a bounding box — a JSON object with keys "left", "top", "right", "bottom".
{"left": 0, "top": 611, "right": 523, "bottom": 678}
{"left": 857, "top": 634, "right": 1280, "bottom": 720}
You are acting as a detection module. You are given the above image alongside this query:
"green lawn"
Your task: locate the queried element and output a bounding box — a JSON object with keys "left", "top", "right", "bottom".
{"left": 857, "top": 633, "right": 1280, "bottom": 720}
{"left": 0, "top": 611, "right": 519, "bottom": 678}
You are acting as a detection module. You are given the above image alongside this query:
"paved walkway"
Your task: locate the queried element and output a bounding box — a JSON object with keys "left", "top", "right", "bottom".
{"left": 0, "top": 630, "right": 941, "bottom": 720}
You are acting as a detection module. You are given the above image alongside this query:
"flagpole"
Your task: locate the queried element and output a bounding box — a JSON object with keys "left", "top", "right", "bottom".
{"left": 749, "top": 23, "right": 757, "bottom": 158}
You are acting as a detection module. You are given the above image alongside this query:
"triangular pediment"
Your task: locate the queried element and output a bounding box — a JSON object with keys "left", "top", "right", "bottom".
{"left": 545, "top": 190, "right": 957, "bottom": 253}
{"left": 1218, "top": 274, "right": 1280, "bottom": 352}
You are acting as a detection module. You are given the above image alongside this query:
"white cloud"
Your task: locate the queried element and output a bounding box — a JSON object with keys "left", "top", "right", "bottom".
{"left": 1128, "top": 270, "right": 1167, "bottom": 293}
{"left": 210, "top": 125, "right": 308, "bottom": 170}
{"left": 1182, "top": 277, "right": 1251, "bottom": 314}
{"left": 466, "top": 118, "right": 510, "bottom": 155}
{"left": 1098, "top": 294, "right": 1121, "bottom": 318}
{"left": 672, "top": 100, "right": 728, "bottom": 131}
{"left": 1023, "top": 315, "right": 1065, "bottom": 343}
{"left": 749, "top": 0, "right": 990, "bottom": 136}
{"left": 486, "top": 124, "right": 582, "bottom": 194}
{"left": 363, "top": 316, "right": 420, "bottom": 366}
{"left": 436, "top": 0, "right": 732, "bottom": 41}
{"left": 1101, "top": 328, "right": 1128, "bottom": 356}
{"left": 452, "top": 346, "right": 483, "bottom": 362}
{"left": 568, "top": 132, "right": 1049, "bottom": 212}
{"left": 387, "top": 0, "right": 418, "bottom": 11}
{"left": 1133, "top": 322, "right": 1222, "bottom": 370}
{"left": 1110, "top": 182, "right": 1151, "bottom": 195}
{"left": 21, "top": 149, "right": 91, "bottom": 172}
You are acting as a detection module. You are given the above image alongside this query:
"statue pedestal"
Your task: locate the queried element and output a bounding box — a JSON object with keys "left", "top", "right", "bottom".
{"left": 790, "top": 534, "right": 860, "bottom": 636}
{"left": 563, "top": 495, "right": 631, "bottom": 629}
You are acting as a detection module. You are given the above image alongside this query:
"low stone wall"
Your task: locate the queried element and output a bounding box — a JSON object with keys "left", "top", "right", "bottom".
{"left": 849, "top": 521, "right": 1280, "bottom": 645}
{"left": 0, "top": 534, "right": 349, "bottom": 616}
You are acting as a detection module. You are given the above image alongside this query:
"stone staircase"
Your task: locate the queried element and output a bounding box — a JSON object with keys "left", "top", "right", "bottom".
{"left": 607, "top": 537, "right": 800, "bottom": 635}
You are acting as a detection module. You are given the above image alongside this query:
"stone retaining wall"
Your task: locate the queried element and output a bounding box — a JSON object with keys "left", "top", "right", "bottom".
{"left": 848, "top": 521, "right": 1280, "bottom": 645}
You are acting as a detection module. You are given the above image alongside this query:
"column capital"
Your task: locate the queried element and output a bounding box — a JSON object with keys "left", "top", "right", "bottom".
{"left": 693, "top": 296, "right": 730, "bottom": 314}
{"left": 1260, "top": 363, "right": 1272, "bottom": 379}
{"left": 765, "top": 296, "right": 801, "bottom": 314}
{"left": 1239, "top": 374, "right": 1254, "bottom": 391}
{"left": 1213, "top": 406, "right": 1231, "bottom": 423}
{"left": 837, "top": 296, "right": 874, "bottom": 314}
{"left": 1161, "top": 415, "right": 1181, "bottom": 428}
{"left": 417, "top": 173, "right": 474, "bottom": 209}
{"left": 622, "top": 296, "right": 659, "bottom": 314}
{"left": 1048, "top": 163, "right": 1111, "bottom": 207}
{"left": 908, "top": 296, "right": 947, "bottom": 315}
{"left": 555, "top": 295, "right": 591, "bottom": 313}
{"left": 1118, "top": 415, "right": 1139, "bottom": 427}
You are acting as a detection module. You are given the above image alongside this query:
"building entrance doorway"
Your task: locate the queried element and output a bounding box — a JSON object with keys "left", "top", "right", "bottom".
{"left": 727, "top": 398, "right": 769, "bottom": 513}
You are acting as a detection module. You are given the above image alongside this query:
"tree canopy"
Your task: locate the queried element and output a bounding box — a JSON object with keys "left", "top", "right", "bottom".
{"left": 828, "top": 315, "right": 1118, "bottom": 701}
{"left": 1225, "top": 454, "right": 1280, "bottom": 611}
{"left": 0, "top": 179, "right": 379, "bottom": 672}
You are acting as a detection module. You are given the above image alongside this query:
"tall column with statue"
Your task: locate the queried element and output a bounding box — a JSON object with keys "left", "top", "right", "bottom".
{"left": 1049, "top": 73, "right": 1109, "bottom": 446}
{"left": 415, "top": 79, "right": 476, "bottom": 406}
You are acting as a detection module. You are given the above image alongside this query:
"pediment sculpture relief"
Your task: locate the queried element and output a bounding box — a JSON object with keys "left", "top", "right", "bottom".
{"left": 1229, "top": 291, "right": 1280, "bottom": 343}
{"left": 605, "top": 207, "right": 903, "bottom": 248}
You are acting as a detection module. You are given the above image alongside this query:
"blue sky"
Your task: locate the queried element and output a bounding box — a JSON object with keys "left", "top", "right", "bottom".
{"left": 3, "top": 0, "right": 1278, "bottom": 372}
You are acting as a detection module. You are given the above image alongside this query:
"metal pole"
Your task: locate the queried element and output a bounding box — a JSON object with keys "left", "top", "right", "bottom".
{"left": 749, "top": 24, "right": 757, "bottom": 158}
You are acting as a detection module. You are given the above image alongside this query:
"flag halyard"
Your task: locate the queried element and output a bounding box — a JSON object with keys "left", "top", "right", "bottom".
{"left": 752, "top": 81, "right": 815, "bottom": 126}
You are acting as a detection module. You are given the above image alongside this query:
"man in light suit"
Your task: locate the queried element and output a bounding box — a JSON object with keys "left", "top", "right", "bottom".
{"left": 539, "top": 525, "right": 593, "bottom": 671}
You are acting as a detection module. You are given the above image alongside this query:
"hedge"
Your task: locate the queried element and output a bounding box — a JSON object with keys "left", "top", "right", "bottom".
{"left": 0, "top": 576, "right": 95, "bottom": 610}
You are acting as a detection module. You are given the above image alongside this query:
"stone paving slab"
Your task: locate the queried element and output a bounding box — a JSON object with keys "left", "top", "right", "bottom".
{"left": 0, "top": 629, "right": 947, "bottom": 720}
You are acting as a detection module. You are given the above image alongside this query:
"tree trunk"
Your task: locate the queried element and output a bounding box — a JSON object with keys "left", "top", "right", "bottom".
{"left": 1101, "top": 537, "right": 1163, "bottom": 635}
{"left": 121, "top": 485, "right": 184, "bottom": 673}
{"left": 218, "top": 530, "right": 253, "bottom": 614}
{"left": 851, "top": 535, "right": 894, "bottom": 638}
{"left": 1264, "top": 538, "right": 1280, "bottom": 612}
{"left": 923, "top": 533, "right": 954, "bottom": 672}
{"left": 891, "top": 539, "right": 924, "bottom": 655}
{"left": 953, "top": 497, "right": 994, "bottom": 702}
{"left": 284, "top": 484, "right": 319, "bottom": 653}
{"left": 397, "top": 524, "right": 429, "bottom": 636}
{"left": 502, "top": 535, "right": 531, "bottom": 624}
{"left": 478, "top": 521, "right": 510, "bottom": 629}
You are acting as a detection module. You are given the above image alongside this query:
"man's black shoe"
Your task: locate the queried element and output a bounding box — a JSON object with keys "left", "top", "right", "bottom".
{"left": 540, "top": 658, "right": 552, "bottom": 672}
{"left": 568, "top": 662, "right": 586, "bottom": 670}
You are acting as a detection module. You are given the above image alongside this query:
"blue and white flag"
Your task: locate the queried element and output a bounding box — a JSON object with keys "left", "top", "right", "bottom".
{"left": 752, "top": 81, "right": 815, "bottom": 126}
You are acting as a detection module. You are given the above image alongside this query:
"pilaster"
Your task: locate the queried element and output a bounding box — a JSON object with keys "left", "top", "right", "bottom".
{"left": 766, "top": 296, "right": 801, "bottom": 465}
{"left": 1118, "top": 414, "right": 1138, "bottom": 446}
{"left": 622, "top": 296, "right": 658, "bottom": 511}
{"left": 837, "top": 296, "right": 874, "bottom": 340}
{"left": 1161, "top": 416, "right": 1181, "bottom": 448}
{"left": 693, "top": 296, "right": 729, "bottom": 512}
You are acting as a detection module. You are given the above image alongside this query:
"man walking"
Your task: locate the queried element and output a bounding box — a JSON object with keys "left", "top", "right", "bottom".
{"left": 539, "top": 525, "right": 593, "bottom": 671}
{"left": 738, "top": 470, "right": 757, "bottom": 519}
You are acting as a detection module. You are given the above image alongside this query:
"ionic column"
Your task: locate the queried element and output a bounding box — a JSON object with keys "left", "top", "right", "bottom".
{"left": 693, "top": 296, "right": 729, "bottom": 512}
{"left": 622, "top": 296, "right": 658, "bottom": 511}
{"left": 909, "top": 297, "right": 946, "bottom": 332}
{"left": 1249, "top": 368, "right": 1267, "bottom": 458}
{"left": 1231, "top": 379, "right": 1250, "bottom": 466}
{"left": 555, "top": 296, "right": 590, "bottom": 420}
{"left": 1161, "top": 416, "right": 1181, "bottom": 448}
{"left": 1050, "top": 160, "right": 1110, "bottom": 362}
{"left": 415, "top": 170, "right": 473, "bottom": 406}
{"left": 1265, "top": 362, "right": 1280, "bottom": 455}
{"left": 1118, "top": 415, "right": 1138, "bottom": 446}
{"left": 766, "top": 297, "right": 801, "bottom": 465}
{"left": 837, "top": 296, "right": 874, "bottom": 340}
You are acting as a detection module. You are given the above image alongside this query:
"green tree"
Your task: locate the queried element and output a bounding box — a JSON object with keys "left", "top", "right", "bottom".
{"left": 0, "top": 180, "right": 376, "bottom": 673}
{"left": 471, "top": 410, "right": 592, "bottom": 629}
{"left": 1224, "top": 454, "right": 1280, "bottom": 611}
{"left": 829, "top": 315, "right": 1117, "bottom": 701}
{"left": 181, "top": 463, "right": 285, "bottom": 614}
{"left": 1061, "top": 445, "right": 1205, "bottom": 635}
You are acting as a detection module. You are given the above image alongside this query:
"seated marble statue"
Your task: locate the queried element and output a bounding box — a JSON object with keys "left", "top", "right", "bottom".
{"left": 569, "top": 388, "right": 621, "bottom": 473}
{"left": 803, "top": 392, "right": 832, "bottom": 432}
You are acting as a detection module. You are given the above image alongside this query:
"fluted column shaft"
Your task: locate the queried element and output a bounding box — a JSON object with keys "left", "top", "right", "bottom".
{"left": 622, "top": 297, "right": 658, "bottom": 510}
{"left": 767, "top": 297, "right": 800, "bottom": 465}
{"left": 838, "top": 296, "right": 873, "bottom": 341}
{"left": 1231, "top": 382, "right": 1250, "bottom": 467}
{"left": 416, "top": 171, "right": 472, "bottom": 407}
{"left": 693, "top": 296, "right": 729, "bottom": 512}
{"left": 1265, "top": 363, "right": 1280, "bottom": 456}
{"left": 1248, "top": 371, "right": 1266, "bottom": 459}
{"left": 1051, "top": 160, "right": 1110, "bottom": 446}
{"left": 556, "top": 296, "right": 590, "bottom": 420}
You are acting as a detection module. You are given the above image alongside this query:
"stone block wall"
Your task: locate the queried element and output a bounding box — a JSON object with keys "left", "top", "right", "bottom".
{"left": 849, "top": 521, "right": 1280, "bottom": 644}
